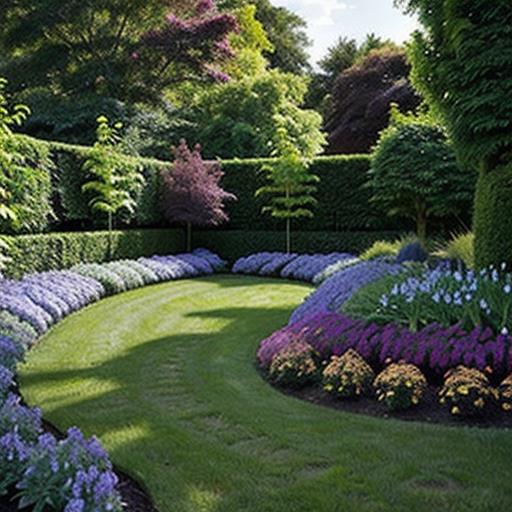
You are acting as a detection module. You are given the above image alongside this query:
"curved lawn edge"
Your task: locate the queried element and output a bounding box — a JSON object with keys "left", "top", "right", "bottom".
{"left": 18, "top": 276, "right": 512, "bottom": 512}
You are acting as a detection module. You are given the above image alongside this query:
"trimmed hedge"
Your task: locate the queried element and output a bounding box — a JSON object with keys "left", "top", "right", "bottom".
{"left": 220, "top": 155, "right": 401, "bottom": 231}
{"left": 3, "top": 229, "right": 184, "bottom": 278}
{"left": 474, "top": 165, "right": 512, "bottom": 269}
{"left": 7, "top": 135, "right": 409, "bottom": 234}
{"left": 193, "top": 230, "right": 403, "bottom": 262}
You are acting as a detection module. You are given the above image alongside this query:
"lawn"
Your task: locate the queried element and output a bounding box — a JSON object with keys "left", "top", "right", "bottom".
{"left": 19, "top": 275, "right": 512, "bottom": 512}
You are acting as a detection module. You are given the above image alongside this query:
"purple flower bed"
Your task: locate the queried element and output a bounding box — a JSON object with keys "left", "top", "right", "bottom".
{"left": 289, "top": 259, "right": 402, "bottom": 325}
{"left": 232, "top": 252, "right": 355, "bottom": 283}
{"left": 258, "top": 311, "right": 512, "bottom": 382}
{"left": 192, "top": 248, "right": 227, "bottom": 272}
{"left": 0, "top": 249, "right": 224, "bottom": 508}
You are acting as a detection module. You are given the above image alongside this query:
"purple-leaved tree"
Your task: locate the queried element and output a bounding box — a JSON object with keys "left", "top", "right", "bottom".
{"left": 161, "top": 140, "right": 236, "bottom": 251}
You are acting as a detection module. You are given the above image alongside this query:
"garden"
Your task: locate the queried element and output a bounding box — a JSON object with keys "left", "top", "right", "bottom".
{"left": 1, "top": 1, "right": 512, "bottom": 511}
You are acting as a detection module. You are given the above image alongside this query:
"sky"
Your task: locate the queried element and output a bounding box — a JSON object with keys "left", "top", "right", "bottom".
{"left": 271, "top": 0, "right": 419, "bottom": 66}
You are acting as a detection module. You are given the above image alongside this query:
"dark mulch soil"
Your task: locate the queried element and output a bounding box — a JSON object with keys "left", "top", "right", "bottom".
{"left": 280, "top": 383, "right": 512, "bottom": 429}
{"left": 0, "top": 421, "right": 158, "bottom": 512}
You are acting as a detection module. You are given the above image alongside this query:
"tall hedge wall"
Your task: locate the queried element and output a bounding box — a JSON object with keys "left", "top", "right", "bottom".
{"left": 3, "top": 228, "right": 184, "bottom": 278}
{"left": 6, "top": 135, "right": 408, "bottom": 234}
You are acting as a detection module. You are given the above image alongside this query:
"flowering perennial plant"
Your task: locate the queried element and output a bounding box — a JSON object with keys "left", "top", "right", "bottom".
{"left": 17, "top": 428, "right": 123, "bottom": 512}
{"left": 439, "top": 366, "right": 497, "bottom": 417}
{"left": 104, "top": 262, "right": 146, "bottom": 290}
{"left": 0, "top": 365, "right": 13, "bottom": 400}
{"left": 115, "top": 260, "right": 160, "bottom": 285}
{"left": 289, "top": 259, "right": 401, "bottom": 324}
{"left": 312, "top": 257, "right": 360, "bottom": 285}
{"left": 0, "top": 311, "right": 37, "bottom": 349}
{"left": 0, "top": 335, "right": 24, "bottom": 371}
{"left": 259, "top": 253, "right": 298, "bottom": 277}
{"left": 269, "top": 341, "right": 318, "bottom": 388}
{"left": 374, "top": 263, "right": 512, "bottom": 334}
{"left": 499, "top": 374, "right": 512, "bottom": 412}
{"left": 72, "top": 264, "right": 127, "bottom": 296}
{"left": 258, "top": 311, "right": 512, "bottom": 380}
{"left": 280, "top": 253, "right": 353, "bottom": 282}
{"left": 374, "top": 362, "right": 427, "bottom": 411}
{"left": 322, "top": 349, "right": 375, "bottom": 399}
{"left": 232, "top": 252, "right": 279, "bottom": 275}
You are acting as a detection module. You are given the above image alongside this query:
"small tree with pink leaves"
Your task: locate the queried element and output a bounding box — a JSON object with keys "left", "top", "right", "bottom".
{"left": 161, "top": 140, "right": 236, "bottom": 251}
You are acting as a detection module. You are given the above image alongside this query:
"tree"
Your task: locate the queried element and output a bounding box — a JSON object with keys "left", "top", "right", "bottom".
{"left": 219, "top": 0, "right": 311, "bottom": 74}
{"left": 82, "top": 116, "right": 144, "bottom": 258}
{"left": 256, "top": 127, "right": 321, "bottom": 253}
{"left": 160, "top": 140, "right": 236, "bottom": 251}
{"left": 0, "top": 0, "right": 239, "bottom": 143}
{"left": 186, "top": 69, "right": 325, "bottom": 159}
{"left": 368, "top": 108, "right": 475, "bottom": 243}
{"left": 325, "top": 47, "right": 421, "bottom": 154}
{"left": 395, "top": 0, "right": 512, "bottom": 268}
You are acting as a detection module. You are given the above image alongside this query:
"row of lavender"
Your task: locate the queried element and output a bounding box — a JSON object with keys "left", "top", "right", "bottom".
{"left": 0, "top": 248, "right": 225, "bottom": 511}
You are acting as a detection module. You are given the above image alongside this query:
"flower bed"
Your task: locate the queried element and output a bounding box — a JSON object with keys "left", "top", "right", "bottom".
{"left": 0, "top": 248, "right": 225, "bottom": 511}
{"left": 232, "top": 252, "right": 354, "bottom": 283}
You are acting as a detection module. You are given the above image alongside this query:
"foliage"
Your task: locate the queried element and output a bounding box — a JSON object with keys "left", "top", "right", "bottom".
{"left": 374, "top": 362, "right": 427, "bottom": 411}
{"left": 268, "top": 340, "right": 318, "bottom": 388}
{"left": 256, "top": 129, "right": 322, "bottom": 252}
{"left": 368, "top": 109, "right": 475, "bottom": 242}
{"left": 325, "top": 47, "right": 421, "bottom": 154}
{"left": 220, "top": 0, "right": 311, "bottom": 75}
{"left": 289, "top": 259, "right": 401, "bottom": 325}
{"left": 0, "top": 0, "right": 235, "bottom": 102}
{"left": 3, "top": 229, "right": 184, "bottom": 279}
{"left": 322, "top": 349, "right": 375, "bottom": 399}
{"left": 306, "top": 34, "right": 398, "bottom": 112}
{"left": 395, "top": 1, "right": 512, "bottom": 268}
{"left": 364, "top": 263, "right": 512, "bottom": 335}
{"left": 312, "top": 257, "right": 361, "bottom": 285}
{"left": 360, "top": 235, "right": 417, "bottom": 261}
{"left": 82, "top": 116, "right": 144, "bottom": 256}
{"left": 160, "top": 140, "right": 236, "bottom": 250}
{"left": 439, "top": 366, "right": 497, "bottom": 418}
{"left": 434, "top": 232, "right": 475, "bottom": 269}
{"left": 186, "top": 69, "right": 324, "bottom": 159}
{"left": 17, "top": 429, "right": 122, "bottom": 512}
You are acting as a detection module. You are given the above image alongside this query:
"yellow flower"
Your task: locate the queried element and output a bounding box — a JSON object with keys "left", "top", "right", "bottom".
{"left": 474, "top": 398, "right": 485, "bottom": 408}
{"left": 405, "top": 381, "right": 412, "bottom": 388}
{"left": 457, "top": 386, "right": 469, "bottom": 396}
{"left": 451, "top": 406, "right": 460, "bottom": 415}
{"left": 324, "top": 384, "right": 333, "bottom": 392}
{"left": 386, "top": 391, "right": 395, "bottom": 397}
{"left": 411, "top": 396, "right": 419, "bottom": 405}
{"left": 503, "top": 403, "right": 512, "bottom": 411}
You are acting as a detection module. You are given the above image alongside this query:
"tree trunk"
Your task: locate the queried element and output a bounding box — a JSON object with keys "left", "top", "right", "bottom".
{"left": 186, "top": 221, "right": 192, "bottom": 253}
{"left": 415, "top": 200, "right": 427, "bottom": 247}
{"left": 108, "top": 211, "right": 113, "bottom": 260}
{"left": 286, "top": 218, "right": 291, "bottom": 254}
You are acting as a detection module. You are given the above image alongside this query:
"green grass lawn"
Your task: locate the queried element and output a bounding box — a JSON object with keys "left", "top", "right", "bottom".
{"left": 19, "top": 275, "right": 512, "bottom": 512}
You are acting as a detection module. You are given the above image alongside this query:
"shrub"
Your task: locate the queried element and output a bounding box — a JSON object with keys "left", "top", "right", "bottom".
{"left": 289, "top": 259, "right": 401, "bottom": 324}
{"left": 359, "top": 234, "right": 416, "bottom": 261}
{"left": 0, "top": 365, "right": 14, "bottom": 401}
{"left": 498, "top": 374, "right": 512, "bottom": 413}
{"left": 268, "top": 341, "right": 318, "bottom": 388}
{"left": 0, "top": 311, "right": 38, "bottom": 349}
{"left": 3, "top": 229, "right": 185, "bottom": 279}
{"left": 439, "top": 366, "right": 497, "bottom": 418}
{"left": 104, "top": 262, "right": 146, "bottom": 290}
{"left": 0, "top": 430, "right": 31, "bottom": 497}
{"left": 434, "top": 232, "right": 474, "bottom": 269}
{"left": 374, "top": 362, "right": 427, "bottom": 411}
{"left": 322, "top": 349, "right": 374, "bottom": 399}
{"left": 116, "top": 260, "right": 159, "bottom": 285}
{"left": 72, "top": 264, "right": 126, "bottom": 296}
{"left": 312, "top": 257, "right": 360, "bottom": 285}
{"left": 17, "top": 428, "right": 123, "bottom": 512}
{"left": 0, "top": 336, "right": 24, "bottom": 371}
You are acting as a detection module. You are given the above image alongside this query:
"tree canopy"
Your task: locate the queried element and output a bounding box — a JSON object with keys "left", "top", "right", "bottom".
{"left": 325, "top": 47, "right": 421, "bottom": 154}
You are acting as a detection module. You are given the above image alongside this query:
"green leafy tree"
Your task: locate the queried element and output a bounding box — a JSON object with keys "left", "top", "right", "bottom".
{"left": 82, "top": 116, "right": 144, "bottom": 258}
{"left": 220, "top": 0, "right": 311, "bottom": 74}
{"left": 368, "top": 108, "right": 475, "bottom": 244}
{"left": 187, "top": 69, "right": 324, "bottom": 159}
{"left": 395, "top": 0, "right": 512, "bottom": 267}
{"left": 0, "top": 77, "right": 33, "bottom": 270}
{"left": 256, "top": 128, "right": 322, "bottom": 253}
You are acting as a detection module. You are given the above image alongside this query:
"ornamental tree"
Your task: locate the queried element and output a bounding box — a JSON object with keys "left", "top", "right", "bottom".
{"left": 368, "top": 109, "right": 475, "bottom": 244}
{"left": 256, "top": 128, "right": 321, "bottom": 253}
{"left": 82, "top": 116, "right": 144, "bottom": 258}
{"left": 395, "top": 0, "right": 512, "bottom": 268}
{"left": 160, "top": 140, "right": 236, "bottom": 251}
{"left": 325, "top": 47, "right": 421, "bottom": 154}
